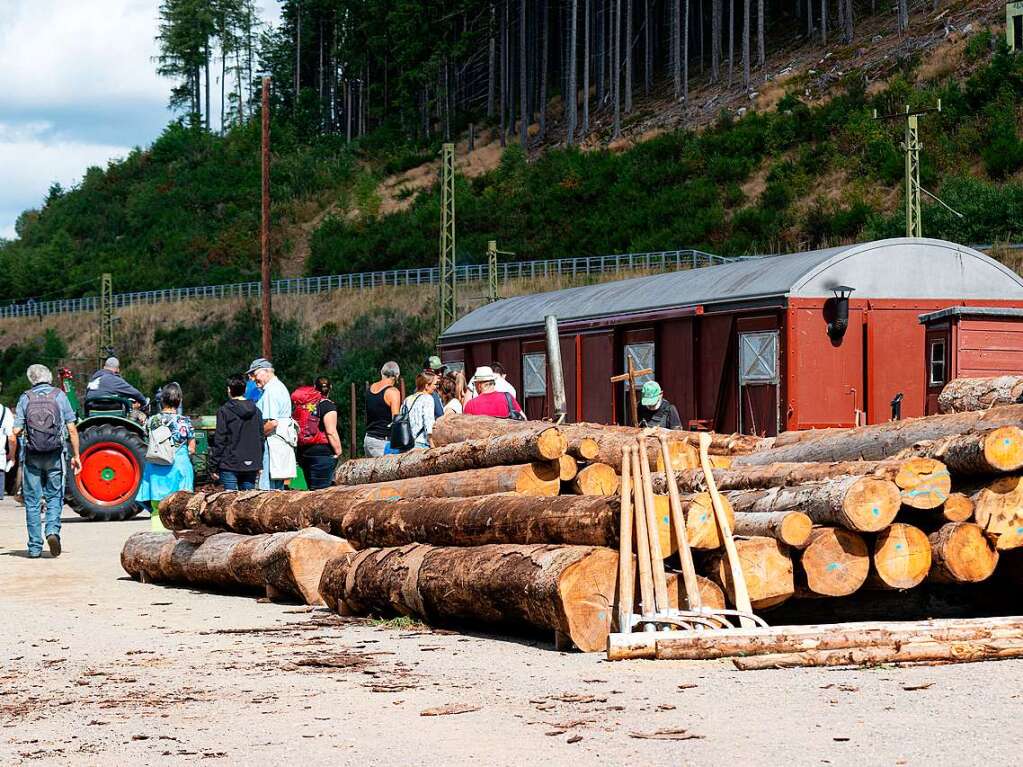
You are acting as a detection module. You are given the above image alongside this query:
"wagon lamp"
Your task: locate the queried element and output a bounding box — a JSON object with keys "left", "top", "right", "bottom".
{"left": 827, "top": 286, "right": 855, "bottom": 340}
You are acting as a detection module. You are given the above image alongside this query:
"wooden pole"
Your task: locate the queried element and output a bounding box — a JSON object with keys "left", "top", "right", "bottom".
{"left": 638, "top": 439, "right": 670, "bottom": 613}
{"left": 628, "top": 357, "right": 639, "bottom": 426}
{"left": 659, "top": 435, "right": 702, "bottom": 611}
{"left": 618, "top": 445, "right": 635, "bottom": 632}
{"left": 630, "top": 446, "right": 656, "bottom": 628}
{"left": 350, "top": 381, "right": 358, "bottom": 458}
{"left": 260, "top": 76, "right": 272, "bottom": 360}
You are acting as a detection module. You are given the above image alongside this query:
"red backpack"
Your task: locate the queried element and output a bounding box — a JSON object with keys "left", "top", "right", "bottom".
{"left": 291, "top": 386, "right": 329, "bottom": 447}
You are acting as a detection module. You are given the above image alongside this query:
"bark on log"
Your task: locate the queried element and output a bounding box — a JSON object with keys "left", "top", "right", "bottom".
{"left": 655, "top": 458, "right": 950, "bottom": 511}
{"left": 869, "top": 523, "right": 932, "bottom": 590}
{"left": 608, "top": 615, "right": 1023, "bottom": 661}
{"left": 928, "top": 522, "right": 999, "bottom": 583}
{"left": 895, "top": 426, "right": 1023, "bottom": 475}
{"left": 732, "top": 511, "right": 812, "bottom": 548}
{"left": 430, "top": 414, "right": 698, "bottom": 471}
{"left": 334, "top": 427, "right": 567, "bottom": 486}
{"left": 570, "top": 463, "right": 620, "bottom": 495}
{"left": 734, "top": 637, "right": 1023, "bottom": 670}
{"left": 334, "top": 494, "right": 619, "bottom": 549}
{"left": 705, "top": 536, "right": 794, "bottom": 609}
{"left": 939, "top": 375, "right": 1023, "bottom": 414}
{"left": 972, "top": 476, "right": 1023, "bottom": 549}
{"left": 798, "top": 527, "right": 869, "bottom": 597}
{"left": 120, "top": 529, "right": 353, "bottom": 605}
{"left": 724, "top": 477, "right": 900, "bottom": 533}
{"left": 159, "top": 485, "right": 402, "bottom": 534}
{"left": 357, "top": 462, "right": 562, "bottom": 499}
{"left": 318, "top": 543, "right": 618, "bottom": 652}
{"left": 733, "top": 405, "right": 1023, "bottom": 465}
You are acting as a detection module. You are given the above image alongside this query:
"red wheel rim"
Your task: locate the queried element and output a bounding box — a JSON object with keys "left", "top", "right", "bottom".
{"left": 77, "top": 442, "right": 140, "bottom": 506}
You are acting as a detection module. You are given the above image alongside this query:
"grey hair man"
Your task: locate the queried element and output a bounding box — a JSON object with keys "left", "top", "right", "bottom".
{"left": 364, "top": 361, "right": 402, "bottom": 457}
{"left": 247, "top": 358, "right": 296, "bottom": 490}
{"left": 12, "top": 364, "right": 81, "bottom": 558}
{"left": 85, "top": 356, "right": 149, "bottom": 410}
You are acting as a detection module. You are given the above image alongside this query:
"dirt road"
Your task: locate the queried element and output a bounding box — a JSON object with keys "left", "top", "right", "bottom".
{"left": 2, "top": 499, "right": 1021, "bottom": 766}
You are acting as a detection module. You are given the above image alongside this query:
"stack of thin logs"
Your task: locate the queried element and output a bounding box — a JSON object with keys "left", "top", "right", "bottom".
{"left": 122, "top": 400, "right": 1023, "bottom": 660}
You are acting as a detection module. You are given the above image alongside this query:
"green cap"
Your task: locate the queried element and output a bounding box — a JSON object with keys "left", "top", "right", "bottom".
{"left": 640, "top": 380, "right": 662, "bottom": 407}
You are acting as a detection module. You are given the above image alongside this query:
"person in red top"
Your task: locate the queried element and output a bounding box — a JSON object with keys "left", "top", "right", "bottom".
{"left": 462, "top": 366, "right": 525, "bottom": 420}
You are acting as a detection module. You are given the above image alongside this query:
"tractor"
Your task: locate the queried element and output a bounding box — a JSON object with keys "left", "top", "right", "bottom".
{"left": 58, "top": 369, "right": 213, "bottom": 521}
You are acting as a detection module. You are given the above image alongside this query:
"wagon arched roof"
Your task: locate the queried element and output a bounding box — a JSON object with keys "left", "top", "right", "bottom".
{"left": 440, "top": 238, "right": 1023, "bottom": 344}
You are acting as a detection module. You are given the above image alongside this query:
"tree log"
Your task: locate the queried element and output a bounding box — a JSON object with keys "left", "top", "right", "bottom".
{"left": 570, "top": 463, "right": 620, "bottom": 495}
{"left": 648, "top": 493, "right": 736, "bottom": 553}
{"left": 334, "top": 427, "right": 567, "bottom": 485}
{"left": 704, "top": 536, "right": 794, "bottom": 609}
{"left": 334, "top": 494, "right": 619, "bottom": 549}
{"left": 663, "top": 572, "right": 726, "bottom": 611}
{"left": 724, "top": 477, "right": 900, "bottom": 533}
{"left": 572, "top": 437, "right": 600, "bottom": 461}
{"left": 159, "top": 485, "right": 402, "bottom": 534}
{"left": 655, "top": 458, "right": 949, "bottom": 511}
{"left": 797, "top": 527, "right": 869, "bottom": 597}
{"left": 869, "top": 523, "right": 932, "bottom": 590}
{"left": 928, "top": 522, "right": 999, "bottom": 583}
{"left": 972, "top": 476, "right": 1023, "bottom": 549}
{"left": 608, "top": 615, "right": 1023, "bottom": 661}
{"left": 734, "top": 637, "right": 1023, "bottom": 670}
{"left": 318, "top": 543, "right": 618, "bottom": 652}
{"left": 557, "top": 454, "right": 579, "bottom": 481}
{"left": 942, "top": 493, "right": 975, "bottom": 523}
{"left": 732, "top": 511, "right": 812, "bottom": 548}
{"left": 359, "top": 462, "right": 562, "bottom": 499}
{"left": 896, "top": 426, "right": 1023, "bottom": 475}
{"left": 120, "top": 529, "right": 353, "bottom": 605}
{"left": 939, "top": 375, "right": 1023, "bottom": 414}
{"left": 733, "top": 405, "right": 1023, "bottom": 465}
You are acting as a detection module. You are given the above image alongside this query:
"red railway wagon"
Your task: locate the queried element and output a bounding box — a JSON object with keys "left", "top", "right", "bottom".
{"left": 921, "top": 306, "right": 1023, "bottom": 415}
{"left": 438, "top": 238, "right": 1023, "bottom": 436}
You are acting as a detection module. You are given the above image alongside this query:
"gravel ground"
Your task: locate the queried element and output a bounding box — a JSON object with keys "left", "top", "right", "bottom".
{"left": 2, "top": 498, "right": 1022, "bottom": 766}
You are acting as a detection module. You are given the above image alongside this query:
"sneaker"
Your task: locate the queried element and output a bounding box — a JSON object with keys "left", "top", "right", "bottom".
{"left": 46, "top": 534, "right": 61, "bottom": 558}
{"left": 27, "top": 551, "right": 41, "bottom": 559}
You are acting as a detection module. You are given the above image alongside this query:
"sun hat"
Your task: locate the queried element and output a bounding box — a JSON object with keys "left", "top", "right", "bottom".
{"left": 640, "top": 380, "right": 663, "bottom": 408}
{"left": 246, "top": 358, "right": 273, "bottom": 375}
{"left": 473, "top": 366, "right": 496, "bottom": 383}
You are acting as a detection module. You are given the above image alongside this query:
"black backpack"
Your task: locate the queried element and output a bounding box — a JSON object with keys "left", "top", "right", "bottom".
{"left": 24, "top": 388, "right": 63, "bottom": 453}
{"left": 389, "top": 394, "right": 423, "bottom": 452}
{"left": 503, "top": 392, "right": 527, "bottom": 421}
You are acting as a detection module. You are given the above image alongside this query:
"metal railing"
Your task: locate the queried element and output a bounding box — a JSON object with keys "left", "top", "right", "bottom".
{"left": 0, "top": 249, "right": 730, "bottom": 320}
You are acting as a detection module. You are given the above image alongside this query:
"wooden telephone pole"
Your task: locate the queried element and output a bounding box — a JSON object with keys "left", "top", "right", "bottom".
{"left": 261, "top": 77, "right": 272, "bottom": 360}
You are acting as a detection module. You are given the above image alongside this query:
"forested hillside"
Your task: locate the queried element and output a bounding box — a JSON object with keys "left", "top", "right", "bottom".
{"left": 0, "top": 0, "right": 1020, "bottom": 303}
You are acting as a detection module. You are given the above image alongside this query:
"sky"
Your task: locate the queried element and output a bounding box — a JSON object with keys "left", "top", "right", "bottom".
{"left": 0, "top": 0, "right": 283, "bottom": 240}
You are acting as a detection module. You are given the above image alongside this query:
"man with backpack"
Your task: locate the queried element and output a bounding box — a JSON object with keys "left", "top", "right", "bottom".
{"left": 12, "top": 364, "right": 82, "bottom": 558}
{"left": 463, "top": 366, "right": 526, "bottom": 420}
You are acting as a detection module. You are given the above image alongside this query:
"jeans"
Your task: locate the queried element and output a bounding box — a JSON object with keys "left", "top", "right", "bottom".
{"left": 220, "top": 470, "right": 258, "bottom": 491}
{"left": 363, "top": 435, "right": 387, "bottom": 457}
{"left": 0, "top": 469, "right": 5, "bottom": 501}
{"left": 22, "top": 451, "right": 65, "bottom": 556}
{"left": 301, "top": 452, "right": 337, "bottom": 491}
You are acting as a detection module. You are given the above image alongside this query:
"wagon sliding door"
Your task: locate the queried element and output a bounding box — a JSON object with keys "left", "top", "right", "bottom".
{"left": 738, "top": 329, "right": 780, "bottom": 436}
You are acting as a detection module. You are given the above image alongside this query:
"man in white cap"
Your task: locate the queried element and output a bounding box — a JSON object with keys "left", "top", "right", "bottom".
{"left": 247, "top": 358, "right": 296, "bottom": 490}
{"left": 85, "top": 357, "right": 149, "bottom": 411}
{"left": 463, "top": 366, "right": 525, "bottom": 419}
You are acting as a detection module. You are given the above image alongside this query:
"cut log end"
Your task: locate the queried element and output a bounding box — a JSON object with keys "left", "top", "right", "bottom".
{"left": 973, "top": 476, "right": 1023, "bottom": 541}
{"left": 800, "top": 528, "right": 870, "bottom": 597}
{"left": 871, "top": 523, "right": 932, "bottom": 591}
{"left": 708, "top": 536, "right": 794, "bottom": 610}
{"left": 558, "top": 547, "right": 619, "bottom": 652}
{"left": 515, "top": 462, "right": 563, "bottom": 496}
{"left": 655, "top": 440, "right": 699, "bottom": 472}
{"left": 574, "top": 437, "right": 600, "bottom": 461}
{"left": 983, "top": 426, "right": 1023, "bottom": 473}
{"left": 942, "top": 493, "right": 975, "bottom": 523}
{"left": 571, "top": 463, "right": 620, "bottom": 496}
{"left": 684, "top": 493, "right": 735, "bottom": 550}
{"left": 557, "top": 454, "right": 579, "bottom": 482}
{"left": 894, "top": 457, "right": 952, "bottom": 510}
{"left": 537, "top": 428, "right": 570, "bottom": 461}
{"left": 928, "top": 522, "right": 999, "bottom": 583}
{"left": 842, "top": 477, "right": 901, "bottom": 532}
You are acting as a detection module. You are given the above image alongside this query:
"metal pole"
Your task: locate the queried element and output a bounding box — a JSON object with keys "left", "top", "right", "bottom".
{"left": 438, "top": 142, "right": 457, "bottom": 333}
{"left": 261, "top": 77, "right": 273, "bottom": 360}
{"left": 487, "top": 240, "right": 498, "bottom": 303}
{"left": 906, "top": 113, "right": 922, "bottom": 238}
{"left": 545, "top": 315, "right": 568, "bottom": 423}
{"left": 99, "top": 273, "right": 114, "bottom": 366}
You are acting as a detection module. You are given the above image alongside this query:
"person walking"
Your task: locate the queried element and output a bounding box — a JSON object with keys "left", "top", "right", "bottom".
{"left": 364, "top": 362, "right": 401, "bottom": 457}
{"left": 296, "top": 377, "right": 343, "bottom": 490}
{"left": 0, "top": 395, "right": 15, "bottom": 501}
{"left": 637, "top": 380, "right": 682, "bottom": 429}
{"left": 11, "top": 364, "right": 82, "bottom": 558}
{"left": 400, "top": 373, "right": 438, "bottom": 451}
{"left": 210, "top": 374, "right": 264, "bottom": 491}
{"left": 136, "top": 383, "right": 195, "bottom": 531}
{"left": 463, "top": 366, "right": 525, "bottom": 419}
{"left": 248, "top": 358, "right": 296, "bottom": 490}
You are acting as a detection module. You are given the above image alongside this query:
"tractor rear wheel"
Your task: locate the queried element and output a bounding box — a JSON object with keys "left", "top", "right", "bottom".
{"left": 67, "top": 423, "right": 147, "bottom": 521}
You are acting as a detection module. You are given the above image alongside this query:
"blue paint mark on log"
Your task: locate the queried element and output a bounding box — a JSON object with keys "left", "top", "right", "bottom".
{"left": 826, "top": 562, "right": 841, "bottom": 572}
{"left": 872, "top": 507, "right": 880, "bottom": 516}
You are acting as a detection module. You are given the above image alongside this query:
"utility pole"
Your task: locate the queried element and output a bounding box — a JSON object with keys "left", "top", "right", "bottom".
{"left": 439, "top": 142, "right": 456, "bottom": 333}
{"left": 98, "top": 273, "right": 114, "bottom": 366}
{"left": 874, "top": 101, "right": 943, "bottom": 238}
{"left": 486, "top": 240, "right": 515, "bottom": 303}
{"left": 261, "top": 77, "right": 272, "bottom": 360}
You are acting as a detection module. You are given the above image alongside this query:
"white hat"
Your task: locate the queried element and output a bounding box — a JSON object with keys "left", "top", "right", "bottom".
{"left": 473, "top": 366, "right": 496, "bottom": 382}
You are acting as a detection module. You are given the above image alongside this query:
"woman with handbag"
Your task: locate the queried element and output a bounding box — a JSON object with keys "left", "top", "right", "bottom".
{"left": 391, "top": 373, "right": 437, "bottom": 452}
{"left": 136, "top": 383, "right": 195, "bottom": 531}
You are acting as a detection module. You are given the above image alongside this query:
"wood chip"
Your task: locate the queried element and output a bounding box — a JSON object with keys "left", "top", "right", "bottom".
{"left": 629, "top": 729, "right": 703, "bottom": 741}
{"left": 567, "top": 735, "right": 583, "bottom": 744}
{"left": 902, "top": 682, "right": 934, "bottom": 691}
{"left": 420, "top": 704, "right": 481, "bottom": 717}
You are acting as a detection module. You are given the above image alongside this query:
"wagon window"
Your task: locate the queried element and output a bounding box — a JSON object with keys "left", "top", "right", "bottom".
{"left": 443, "top": 360, "right": 464, "bottom": 375}
{"left": 929, "top": 340, "right": 946, "bottom": 386}
{"left": 623, "top": 343, "right": 655, "bottom": 388}
{"left": 522, "top": 353, "right": 547, "bottom": 397}
{"left": 739, "top": 331, "right": 779, "bottom": 384}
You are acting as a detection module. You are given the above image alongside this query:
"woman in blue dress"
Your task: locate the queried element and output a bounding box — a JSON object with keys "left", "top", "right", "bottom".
{"left": 136, "top": 383, "right": 195, "bottom": 531}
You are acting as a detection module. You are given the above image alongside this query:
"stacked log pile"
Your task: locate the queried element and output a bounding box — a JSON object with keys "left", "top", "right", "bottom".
{"left": 123, "top": 401, "right": 1023, "bottom": 664}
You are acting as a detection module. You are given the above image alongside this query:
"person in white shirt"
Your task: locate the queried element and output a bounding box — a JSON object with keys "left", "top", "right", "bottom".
{"left": 467, "top": 361, "right": 517, "bottom": 400}
{"left": 247, "top": 358, "right": 296, "bottom": 490}
{"left": 0, "top": 398, "right": 15, "bottom": 500}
